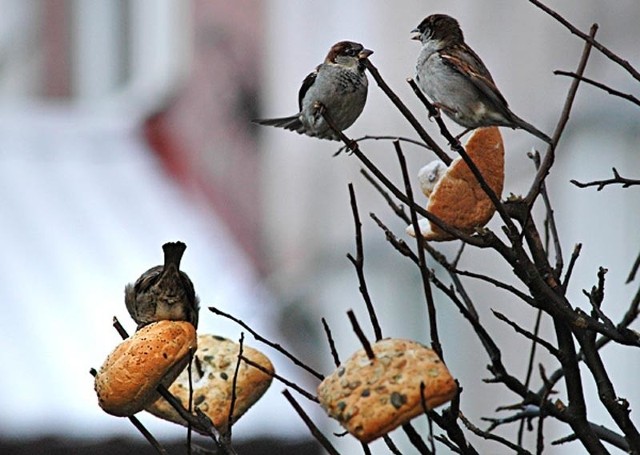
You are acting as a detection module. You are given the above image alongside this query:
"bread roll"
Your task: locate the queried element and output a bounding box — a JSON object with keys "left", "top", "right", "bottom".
{"left": 94, "top": 320, "right": 197, "bottom": 417}
{"left": 146, "top": 335, "right": 274, "bottom": 433}
{"left": 407, "top": 127, "right": 504, "bottom": 241}
{"left": 317, "top": 338, "right": 457, "bottom": 443}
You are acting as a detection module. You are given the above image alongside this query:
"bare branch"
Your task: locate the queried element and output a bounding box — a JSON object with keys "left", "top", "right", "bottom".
{"left": 282, "top": 389, "right": 341, "bottom": 455}
{"left": 347, "top": 183, "right": 383, "bottom": 341}
{"left": 554, "top": 70, "right": 640, "bottom": 107}
{"left": 208, "top": 306, "right": 325, "bottom": 380}
{"left": 571, "top": 168, "right": 640, "bottom": 191}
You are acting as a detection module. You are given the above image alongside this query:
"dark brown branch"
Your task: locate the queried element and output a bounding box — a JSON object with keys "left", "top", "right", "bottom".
{"left": 459, "top": 412, "right": 534, "bottom": 455}
{"left": 402, "top": 422, "right": 434, "bottom": 455}
{"left": 369, "top": 213, "right": 418, "bottom": 261}
{"left": 407, "top": 78, "right": 463, "bottom": 151}
{"left": 336, "top": 135, "right": 432, "bottom": 155}
{"left": 240, "top": 355, "right": 319, "bottom": 403}
{"left": 561, "top": 243, "right": 583, "bottom": 294}
{"left": 347, "top": 309, "right": 375, "bottom": 360}
{"left": 529, "top": 149, "right": 563, "bottom": 276}
{"left": 626, "top": 250, "right": 640, "bottom": 284}
{"left": 552, "top": 423, "right": 631, "bottom": 451}
{"left": 319, "top": 106, "right": 496, "bottom": 248}
{"left": 347, "top": 183, "right": 383, "bottom": 341}
{"left": 360, "top": 169, "right": 410, "bottom": 223}
{"left": 529, "top": 0, "right": 640, "bottom": 82}
{"left": 492, "top": 310, "right": 560, "bottom": 357}
{"left": 208, "top": 306, "right": 324, "bottom": 380}
{"left": 554, "top": 70, "right": 640, "bottom": 107}
{"left": 395, "top": 140, "right": 442, "bottom": 360}
{"left": 525, "top": 24, "right": 598, "bottom": 207}
{"left": 90, "top": 368, "right": 170, "bottom": 455}
{"left": 454, "top": 268, "right": 535, "bottom": 304}
{"left": 321, "top": 317, "right": 341, "bottom": 367}
{"left": 571, "top": 167, "right": 640, "bottom": 191}
{"left": 282, "top": 389, "right": 341, "bottom": 455}
{"left": 224, "top": 333, "right": 244, "bottom": 443}
{"left": 362, "top": 58, "right": 452, "bottom": 164}
{"left": 577, "top": 329, "right": 640, "bottom": 451}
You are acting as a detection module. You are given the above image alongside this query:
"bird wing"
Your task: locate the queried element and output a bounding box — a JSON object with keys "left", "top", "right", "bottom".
{"left": 298, "top": 65, "right": 320, "bottom": 111}
{"left": 439, "top": 45, "right": 510, "bottom": 110}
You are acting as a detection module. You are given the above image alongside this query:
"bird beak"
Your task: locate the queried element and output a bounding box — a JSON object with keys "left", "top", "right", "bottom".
{"left": 358, "top": 48, "right": 374, "bottom": 59}
{"left": 410, "top": 28, "right": 421, "bottom": 40}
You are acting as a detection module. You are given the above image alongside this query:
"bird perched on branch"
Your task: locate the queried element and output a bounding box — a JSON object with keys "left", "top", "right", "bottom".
{"left": 412, "top": 14, "right": 552, "bottom": 144}
{"left": 125, "top": 241, "right": 199, "bottom": 329}
{"left": 254, "top": 40, "right": 373, "bottom": 140}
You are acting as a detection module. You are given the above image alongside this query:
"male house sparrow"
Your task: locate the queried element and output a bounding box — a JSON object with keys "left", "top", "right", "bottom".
{"left": 254, "top": 41, "right": 373, "bottom": 140}
{"left": 412, "top": 14, "right": 552, "bottom": 144}
{"left": 125, "top": 241, "right": 199, "bottom": 329}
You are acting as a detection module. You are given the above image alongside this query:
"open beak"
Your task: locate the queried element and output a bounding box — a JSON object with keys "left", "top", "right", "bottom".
{"left": 358, "top": 48, "right": 374, "bottom": 59}
{"left": 410, "top": 28, "right": 421, "bottom": 40}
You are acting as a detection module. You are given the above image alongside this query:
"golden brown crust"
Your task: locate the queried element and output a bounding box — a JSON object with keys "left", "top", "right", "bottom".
{"left": 416, "top": 127, "right": 504, "bottom": 240}
{"left": 317, "top": 338, "right": 457, "bottom": 443}
{"left": 94, "top": 321, "right": 197, "bottom": 417}
{"left": 145, "top": 335, "right": 274, "bottom": 433}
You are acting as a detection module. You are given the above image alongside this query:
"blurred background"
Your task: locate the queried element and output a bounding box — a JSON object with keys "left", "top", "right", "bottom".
{"left": 0, "top": 0, "right": 639, "bottom": 453}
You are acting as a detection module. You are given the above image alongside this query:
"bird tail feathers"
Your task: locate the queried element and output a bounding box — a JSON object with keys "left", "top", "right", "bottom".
{"left": 253, "top": 115, "right": 304, "bottom": 133}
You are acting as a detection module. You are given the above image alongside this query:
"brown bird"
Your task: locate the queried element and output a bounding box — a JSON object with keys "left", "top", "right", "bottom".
{"left": 125, "top": 241, "right": 199, "bottom": 329}
{"left": 412, "top": 14, "right": 551, "bottom": 144}
{"left": 254, "top": 40, "right": 373, "bottom": 140}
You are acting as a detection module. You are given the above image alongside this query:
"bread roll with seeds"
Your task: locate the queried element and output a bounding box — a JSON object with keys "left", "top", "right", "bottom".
{"left": 146, "top": 334, "right": 274, "bottom": 433}
{"left": 317, "top": 338, "right": 456, "bottom": 443}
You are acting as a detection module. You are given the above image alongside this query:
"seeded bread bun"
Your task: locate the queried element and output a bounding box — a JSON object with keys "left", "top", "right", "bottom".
{"left": 407, "top": 127, "right": 504, "bottom": 241}
{"left": 146, "top": 335, "right": 274, "bottom": 433}
{"left": 317, "top": 338, "right": 457, "bottom": 443}
{"left": 94, "top": 321, "right": 197, "bottom": 417}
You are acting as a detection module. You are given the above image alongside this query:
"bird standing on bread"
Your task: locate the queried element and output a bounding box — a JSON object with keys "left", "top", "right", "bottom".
{"left": 254, "top": 41, "right": 373, "bottom": 140}
{"left": 125, "top": 241, "right": 199, "bottom": 329}
{"left": 412, "top": 14, "right": 552, "bottom": 144}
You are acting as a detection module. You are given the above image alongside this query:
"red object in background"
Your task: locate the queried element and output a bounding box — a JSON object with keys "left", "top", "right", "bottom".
{"left": 143, "top": 0, "right": 264, "bottom": 269}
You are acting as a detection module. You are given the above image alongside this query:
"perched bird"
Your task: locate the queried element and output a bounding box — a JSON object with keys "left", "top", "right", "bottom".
{"left": 125, "top": 241, "right": 199, "bottom": 329}
{"left": 254, "top": 40, "right": 373, "bottom": 140}
{"left": 412, "top": 14, "right": 552, "bottom": 144}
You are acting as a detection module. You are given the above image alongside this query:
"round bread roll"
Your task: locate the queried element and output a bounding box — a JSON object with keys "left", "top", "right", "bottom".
{"left": 94, "top": 320, "right": 197, "bottom": 417}
{"left": 317, "top": 338, "right": 457, "bottom": 443}
{"left": 146, "top": 335, "right": 274, "bottom": 433}
{"left": 407, "top": 127, "right": 504, "bottom": 241}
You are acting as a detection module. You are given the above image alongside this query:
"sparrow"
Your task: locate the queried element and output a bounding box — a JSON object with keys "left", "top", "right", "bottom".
{"left": 125, "top": 241, "right": 200, "bottom": 329}
{"left": 412, "top": 14, "right": 552, "bottom": 144}
{"left": 254, "top": 41, "right": 373, "bottom": 140}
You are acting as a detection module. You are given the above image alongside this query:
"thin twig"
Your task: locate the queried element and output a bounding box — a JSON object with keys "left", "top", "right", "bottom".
{"left": 459, "top": 412, "right": 534, "bottom": 455}
{"left": 525, "top": 23, "right": 598, "bottom": 207}
{"left": 492, "top": 310, "right": 560, "bottom": 357}
{"left": 347, "top": 183, "right": 383, "bottom": 341}
{"left": 321, "top": 317, "right": 341, "bottom": 367}
{"left": 90, "top": 368, "right": 170, "bottom": 455}
{"left": 224, "top": 333, "right": 244, "bottom": 442}
{"left": 282, "top": 389, "right": 341, "bottom": 455}
{"left": 240, "top": 355, "right": 319, "bottom": 403}
{"left": 395, "top": 140, "right": 442, "bottom": 360}
{"left": 347, "top": 309, "right": 375, "bottom": 360}
{"left": 209, "top": 306, "right": 324, "bottom": 380}
{"left": 362, "top": 58, "right": 452, "bottom": 164}
{"left": 554, "top": 70, "right": 640, "bottom": 107}
{"left": 360, "top": 169, "right": 409, "bottom": 223}
{"left": 571, "top": 167, "right": 640, "bottom": 191}
{"left": 335, "top": 135, "right": 432, "bottom": 155}
{"left": 529, "top": 0, "right": 640, "bottom": 82}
